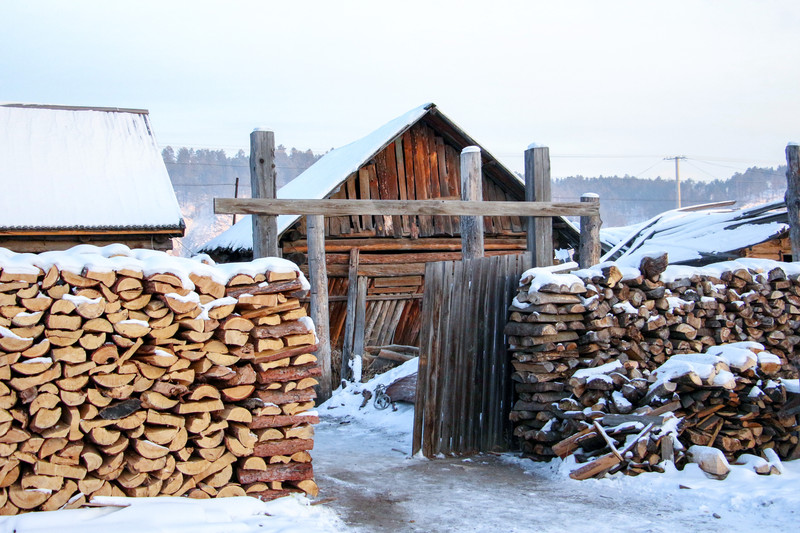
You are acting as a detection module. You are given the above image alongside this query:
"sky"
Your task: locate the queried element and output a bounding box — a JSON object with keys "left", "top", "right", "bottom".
{"left": 1, "top": 0, "right": 798, "bottom": 182}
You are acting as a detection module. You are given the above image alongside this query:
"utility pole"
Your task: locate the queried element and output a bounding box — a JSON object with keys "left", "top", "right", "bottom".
{"left": 664, "top": 156, "right": 687, "bottom": 208}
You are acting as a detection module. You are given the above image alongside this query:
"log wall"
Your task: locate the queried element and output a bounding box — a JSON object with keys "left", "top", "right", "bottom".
{"left": 0, "top": 247, "right": 319, "bottom": 513}
{"left": 507, "top": 256, "right": 800, "bottom": 471}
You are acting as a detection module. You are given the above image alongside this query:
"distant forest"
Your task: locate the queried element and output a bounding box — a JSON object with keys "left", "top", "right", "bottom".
{"left": 161, "top": 146, "right": 786, "bottom": 255}
{"left": 552, "top": 166, "right": 787, "bottom": 227}
{"left": 161, "top": 146, "right": 322, "bottom": 255}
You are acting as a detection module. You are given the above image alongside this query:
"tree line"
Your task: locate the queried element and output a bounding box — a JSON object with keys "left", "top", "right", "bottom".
{"left": 551, "top": 166, "right": 786, "bottom": 227}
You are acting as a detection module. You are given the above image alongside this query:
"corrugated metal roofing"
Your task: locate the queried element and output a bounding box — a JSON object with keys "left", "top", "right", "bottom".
{"left": 0, "top": 104, "right": 184, "bottom": 232}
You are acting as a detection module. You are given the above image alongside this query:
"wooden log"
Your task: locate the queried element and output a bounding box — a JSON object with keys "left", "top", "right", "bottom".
{"left": 786, "top": 143, "right": 800, "bottom": 261}
{"left": 460, "top": 146, "right": 484, "bottom": 259}
{"left": 237, "top": 463, "right": 313, "bottom": 484}
{"left": 525, "top": 145, "right": 553, "bottom": 267}
{"left": 579, "top": 193, "right": 601, "bottom": 268}
{"left": 250, "top": 129, "right": 279, "bottom": 258}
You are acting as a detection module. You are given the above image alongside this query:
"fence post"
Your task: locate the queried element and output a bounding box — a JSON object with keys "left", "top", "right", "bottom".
{"left": 460, "top": 146, "right": 484, "bottom": 259}
{"left": 250, "top": 129, "right": 279, "bottom": 258}
{"left": 340, "top": 248, "right": 360, "bottom": 382}
{"left": 525, "top": 144, "right": 553, "bottom": 267}
{"left": 579, "top": 193, "right": 601, "bottom": 268}
{"left": 306, "top": 215, "right": 332, "bottom": 402}
{"left": 786, "top": 143, "right": 800, "bottom": 261}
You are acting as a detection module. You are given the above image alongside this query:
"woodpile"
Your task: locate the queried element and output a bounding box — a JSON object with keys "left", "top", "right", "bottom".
{"left": 0, "top": 246, "right": 320, "bottom": 514}
{"left": 507, "top": 256, "right": 800, "bottom": 477}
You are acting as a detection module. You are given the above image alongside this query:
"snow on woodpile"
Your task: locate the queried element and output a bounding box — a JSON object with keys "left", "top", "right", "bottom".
{"left": 0, "top": 105, "right": 182, "bottom": 231}
{"left": 600, "top": 200, "right": 789, "bottom": 266}
{"left": 507, "top": 253, "right": 800, "bottom": 479}
{"left": 0, "top": 244, "right": 321, "bottom": 514}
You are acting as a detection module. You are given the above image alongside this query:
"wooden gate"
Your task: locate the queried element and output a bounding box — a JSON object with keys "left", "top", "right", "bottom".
{"left": 412, "top": 253, "right": 532, "bottom": 457}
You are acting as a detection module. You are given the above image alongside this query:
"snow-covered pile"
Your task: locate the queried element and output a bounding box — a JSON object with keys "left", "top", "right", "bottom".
{"left": 0, "top": 244, "right": 309, "bottom": 290}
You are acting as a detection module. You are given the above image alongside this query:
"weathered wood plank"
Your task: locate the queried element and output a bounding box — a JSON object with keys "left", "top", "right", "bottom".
{"left": 306, "top": 214, "right": 332, "bottom": 402}
{"left": 412, "top": 126, "right": 434, "bottom": 236}
{"left": 250, "top": 130, "right": 279, "bottom": 258}
{"left": 216, "top": 198, "right": 596, "bottom": 217}
{"left": 460, "top": 147, "right": 484, "bottom": 259}
{"left": 786, "top": 143, "right": 800, "bottom": 261}
{"left": 384, "top": 142, "right": 403, "bottom": 237}
{"left": 524, "top": 145, "right": 553, "bottom": 267}
{"left": 340, "top": 249, "right": 360, "bottom": 382}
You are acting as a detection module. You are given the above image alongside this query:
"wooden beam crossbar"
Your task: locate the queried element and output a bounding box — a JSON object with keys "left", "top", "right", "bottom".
{"left": 214, "top": 198, "right": 598, "bottom": 217}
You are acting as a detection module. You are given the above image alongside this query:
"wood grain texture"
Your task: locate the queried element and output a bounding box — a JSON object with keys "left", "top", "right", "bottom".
{"left": 250, "top": 130, "right": 279, "bottom": 258}
{"left": 524, "top": 146, "right": 553, "bottom": 267}
{"left": 215, "top": 198, "right": 596, "bottom": 217}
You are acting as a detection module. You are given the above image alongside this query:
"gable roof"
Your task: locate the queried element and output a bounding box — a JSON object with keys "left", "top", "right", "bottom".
{"left": 601, "top": 200, "right": 789, "bottom": 266}
{"left": 0, "top": 104, "right": 184, "bottom": 232}
{"left": 201, "top": 103, "right": 531, "bottom": 253}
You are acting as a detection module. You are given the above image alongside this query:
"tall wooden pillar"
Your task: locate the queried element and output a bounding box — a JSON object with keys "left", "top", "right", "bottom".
{"left": 460, "top": 146, "right": 484, "bottom": 259}
{"left": 306, "top": 215, "right": 332, "bottom": 401}
{"left": 785, "top": 143, "right": 800, "bottom": 261}
{"left": 250, "top": 129, "right": 279, "bottom": 258}
{"left": 579, "top": 193, "right": 601, "bottom": 268}
{"left": 525, "top": 144, "right": 552, "bottom": 267}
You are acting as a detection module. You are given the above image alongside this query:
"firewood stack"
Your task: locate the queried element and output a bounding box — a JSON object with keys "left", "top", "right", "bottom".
{"left": 507, "top": 255, "right": 800, "bottom": 472}
{"left": 506, "top": 271, "right": 588, "bottom": 460}
{"left": 555, "top": 343, "right": 799, "bottom": 479}
{"left": 0, "top": 246, "right": 320, "bottom": 514}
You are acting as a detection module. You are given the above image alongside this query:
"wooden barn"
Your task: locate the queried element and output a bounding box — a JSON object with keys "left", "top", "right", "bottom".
{"left": 201, "top": 103, "right": 579, "bottom": 351}
{"left": 0, "top": 103, "right": 184, "bottom": 252}
{"left": 600, "top": 199, "right": 791, "bottom": 265}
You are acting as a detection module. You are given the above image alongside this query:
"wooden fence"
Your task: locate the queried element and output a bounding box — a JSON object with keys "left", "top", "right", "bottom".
{"left": 412, "top": 253, "right": 532, "bottom": 457}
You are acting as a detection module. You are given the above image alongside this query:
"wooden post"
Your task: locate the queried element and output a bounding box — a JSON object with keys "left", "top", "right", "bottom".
{"left": 340, "top": 248, "right": 360, "bottom": 382}
{"left": 579, "top": 193, "right": 601, "bottom": 268}
{"left": 250, "top": 129, "right": 279, "bottom": 258}
{"left": 351, "top": 275, "right": 368, "bottom": 382}
{"left": 232, "top": 177, "right": 240, "bottom": 225}
{"left": 460, "top": 146, "right": 484, "bottom": 259}
{"left": 786, "top": 143, "right": 800, "bottom": 261}
{"left": 525, "top": 144, "right": 553, "bottom": 267}
{"left": 306, "top": 215, "right": 332, "bottom": 402}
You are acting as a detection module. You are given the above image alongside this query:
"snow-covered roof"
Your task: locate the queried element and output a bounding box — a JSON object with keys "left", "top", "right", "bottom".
{"left": 601, "top": 200, "right": 789, "bottom": 266}
{"left": 201, "top": 103, "right": 434, "bottom": 253}
{"left": 201, "top": 102, "right": 548, "bottom": 254}
{"left": 0, "top": 104, "right": 183, "bottom": 231}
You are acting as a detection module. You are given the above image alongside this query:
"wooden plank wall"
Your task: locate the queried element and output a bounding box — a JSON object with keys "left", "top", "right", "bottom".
{"left": 316, "top": 122, "right": 525, "bottom": 240}
{"left": 412, "top": 253, "right": 532, "bottom": 457}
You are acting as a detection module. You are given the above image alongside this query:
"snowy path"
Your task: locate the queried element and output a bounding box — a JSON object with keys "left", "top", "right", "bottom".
{"left": 314, "top": 362, "right": 799, "bottom": 533}
{"left": 314, "top": 416, "right": 719, "bottom": 533}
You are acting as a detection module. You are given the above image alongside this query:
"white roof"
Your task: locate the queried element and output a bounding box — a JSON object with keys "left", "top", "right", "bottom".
{"left": 0, "top": 104, "right": 183, "bottom": 230}
{"left": 601, "top": 200, "right": 788, "bottom": 266}
{"left": 201, "top": 103, "right": 433, "bottom": 253}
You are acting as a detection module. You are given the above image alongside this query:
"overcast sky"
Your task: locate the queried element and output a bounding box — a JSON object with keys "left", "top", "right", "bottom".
{"left": 2, "top": 0, "right": 798, "bottom": 182}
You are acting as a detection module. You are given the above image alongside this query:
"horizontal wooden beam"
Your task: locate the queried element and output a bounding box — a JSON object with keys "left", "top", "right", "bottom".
{"left": 214, "top": 198, "right": 598, "bottom": 217}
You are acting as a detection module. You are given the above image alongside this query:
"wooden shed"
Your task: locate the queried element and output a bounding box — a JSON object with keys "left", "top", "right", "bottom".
{"left": 0, "top": 103, "right": 184, "bottom": 252}
{"left": 201, "top": 103, "right": 579, "bottom": 350}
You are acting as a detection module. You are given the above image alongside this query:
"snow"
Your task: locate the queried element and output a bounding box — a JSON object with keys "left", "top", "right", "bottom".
{"left": 600, "top": 200, "right": 789, "bottom": 266}
{"left": 0, "top": 325, "right": 32, "bottom": 341}
{"left": 62, "top": 294, "right": 102, "bottom": 306}
{"left": 0, "top": 244, "right": 308, "bottom": 289}
{"left": 461, "top": 146, "right": 481, "bottom": 153}
{"left": 0, "top": 495, "right": 343, "bottom": 533}
{"left": 313, "top": 357, "right": 800, "bottom": 532}
{"left": 0, "top": 105, "right": 182, "bottom": 230}
{"left": 521, "top": 271, "right": 585, "bottom": 293}
{"left": 200, "top": 104, "right": 433, "bottom": 253}
{"left": 572, "top": 360, "right": 622, "bottom": 380}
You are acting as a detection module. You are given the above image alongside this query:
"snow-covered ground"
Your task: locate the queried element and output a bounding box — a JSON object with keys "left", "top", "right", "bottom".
{"left": 316, "top": 359, "right": 799, "bottom": 532}
{"left": 2, "top": 358, "right": 797, "bottom": 532}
